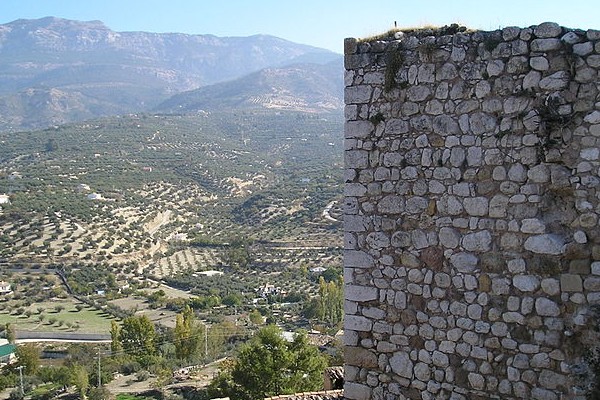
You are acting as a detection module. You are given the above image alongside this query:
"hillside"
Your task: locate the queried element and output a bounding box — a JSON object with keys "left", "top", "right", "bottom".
{"left": 0, "top": 17, "right": 340, "bottom": 131}
{"left": 0, "top": 110, "right": 343, "bottom": 277}
{"left": 155, "top": 59, "right": 343, "bottom": 113}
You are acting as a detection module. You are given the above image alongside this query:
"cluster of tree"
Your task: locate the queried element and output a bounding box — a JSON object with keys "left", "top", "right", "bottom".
{"left": 7, "top": 307, "right": 248, "bottom": 399}
{"left": 303, "top": 276, "right": 343, "bottom": 327}
{"left": 173, "top": 306, "right": 203, "bottom": 362}
{"left": 63, "top": 264, "right": 118, "bottom": 296}
{"left": 7, "top": 343, "right": 99, "bottom": 400}
{"left": 219, "top": 237, "right": 254, "bottom": 270}
{"left": 188, "top": 294, "right": 221, "bottom": 310}
{"left": 206, "top": 325, "right": 327, "bottom": 400}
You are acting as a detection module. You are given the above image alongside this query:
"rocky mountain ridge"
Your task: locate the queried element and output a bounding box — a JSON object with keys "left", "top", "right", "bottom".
{"left": 0, "top": 17, "right": 341, "bottom": 131}
{"left": 155, "top": 59, "right": 343, "bottom": 113}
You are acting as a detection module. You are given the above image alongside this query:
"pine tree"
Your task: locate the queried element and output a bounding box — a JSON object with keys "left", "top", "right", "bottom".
{"left": 208, "top": 325, "right": 327, "bottom": 400}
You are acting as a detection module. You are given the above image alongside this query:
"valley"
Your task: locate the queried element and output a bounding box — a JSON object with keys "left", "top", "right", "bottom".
{"left": 0, "top": 111, "right": 343, "bottom": 332}
{"left": 0, "top": 108, "right": 344, "bottom": 397}
{"left": 0, "top": 16, "right": 345, "bottom": 399}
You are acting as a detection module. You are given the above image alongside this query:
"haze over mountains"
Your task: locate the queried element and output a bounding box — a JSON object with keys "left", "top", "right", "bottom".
{"left": 0, "top": 17, "right": 343, "bottom": 131}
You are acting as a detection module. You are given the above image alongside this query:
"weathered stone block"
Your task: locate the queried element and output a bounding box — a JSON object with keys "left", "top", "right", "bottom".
{"left": 531, "top": 388, "right": 558, "bottom": 400}
{"left": 462, "top": 230, "right": 492, "bottom": 252}
{"left": 345, "top": 120, "right": 373, "bottom": 139}
{"left": 366, "top": 231, "right": 390, "bottom": 249}
{"left": 513, "top": 275, "right": 540, "bottom": 292}
{"left": 534, "top": 22, "right": 562, "bottom": 38}
{"left": 406, "top": 85, "right": 431, "bottom": 102}
{"left": 531, "top": 38, "right": 562, "bottom": 51}
{"left": 390, "top": 352, "right": 413, "bottom": 379}
{"left": 345, "top": 85, "right": 373, "bottom": 104}
{"left": 346, "top": 285, "right": 378, "bottom": 301}
{"left": 561, "top": 274, "right": 583, "bottom": 292}
{"left": 344, "top": 183, "right": 367, "bottom": 197}
{"left": 539, "top": 71, "right": 570, "bottom": 90}
{"left": 535, "top": 298, "right": 560, "bottom": 316}
{"left": 421, "top": 246, "right": 444, "bottom": 270}
{"left": 450, "top": 252, "right": 478, "bottom": 273}
{"left": 584, "top": 277, "right": 600, "bottom": 291}
{"left": 391, "top": 231, "right": 411, "bottom": 248}
{"left": 592, "top": 261, "right": 600, "bottom": 275}
{"left": 520, "top": 218, "right": 546, "bottom": 234}
{"left": 344, "top": 381, "right": 373, "bottom": 400}
{"left": 345, "top": 215, "right": 367, "bottom": 232}
{"left": 345, "top": 250, "right": 374, "bottom": 268}
{"left": 345, "top": 315, "right": 373, "bottom": 331}
{"left": 378, "top": 195, "right": 404, "bottom": 214}
{"left": 346, "top": 150, "right": 369, "bottom": 168}
{"left": 524, "top": 234, "right": 565, "bottom": 255}
{"left": 489, "top": 194, "right": 509, "bottom": 218}
{"left": 464, "top": 197, "right": 489, "bottom": 216}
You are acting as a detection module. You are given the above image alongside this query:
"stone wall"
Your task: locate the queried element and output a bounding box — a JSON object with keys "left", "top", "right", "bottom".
{"left": 343, "top": 22, "right": 600, "bottom": 400}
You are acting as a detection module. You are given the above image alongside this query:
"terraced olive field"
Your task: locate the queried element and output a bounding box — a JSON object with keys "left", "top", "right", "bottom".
{"left": 0, "top": 110, "right": 343, "bottom": 324}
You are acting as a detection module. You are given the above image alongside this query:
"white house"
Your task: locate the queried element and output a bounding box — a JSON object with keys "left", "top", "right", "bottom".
{"left": 77, "top": 184, "right": 91, "bottom": 192}
{"left": 197, "top": 270, "right": 224, "bottom": 277}
{"left": 0, "top": 282, "right": 12, "bottom": 294}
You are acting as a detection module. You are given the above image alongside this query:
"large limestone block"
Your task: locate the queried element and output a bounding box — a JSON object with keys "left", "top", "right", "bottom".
{"left": 535, "top": 298, "right": 560, "bottom": 316}
{"left": 345, "top": 250, "right": 374, "bottom": 268}
{"left": 524, "top": 234, "right": 565, "bottom": 255}
{"left": 462, "top": 230, "right": 492, "bottom": 252}
{"left": 345, "top": 315, "right": 373, "bottom": 331}
{"left": 344, "top": 382, "right": 373, "bottom": 400}
{"left": 346, "top": 284, "right": 378, "bottom": 301}
{"left": 390, "top": 352, "right": 414, "bottom": 379}
{"left": 539, "top": 71, "right": 570, "bottom": 90}
{"left": 378, "top": 195, "right": 405, "bottom": 214}
{"left": 450, "top": 252, "right": 479, "bottom": 273}
{"left": 533, "top": 22, "right": 562, "bottom": 38}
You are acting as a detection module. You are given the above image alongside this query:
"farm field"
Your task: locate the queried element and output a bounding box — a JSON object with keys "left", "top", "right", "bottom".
{"left": 0, "top": 109, "right": 344, "bottom": 336}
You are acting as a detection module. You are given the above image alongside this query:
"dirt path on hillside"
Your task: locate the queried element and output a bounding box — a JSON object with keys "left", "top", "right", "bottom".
{"left": 144, "top": 210, "right": 172, "bottom": 237}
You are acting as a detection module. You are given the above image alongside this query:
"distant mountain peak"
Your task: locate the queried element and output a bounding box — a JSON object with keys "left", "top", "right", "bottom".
{"left": 7, "top": 16, "right": 110, "bottom": 30}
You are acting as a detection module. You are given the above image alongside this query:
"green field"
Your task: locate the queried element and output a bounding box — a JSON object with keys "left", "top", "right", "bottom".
{"left": 0, "top": 300, "right": 116, "bottom": 333}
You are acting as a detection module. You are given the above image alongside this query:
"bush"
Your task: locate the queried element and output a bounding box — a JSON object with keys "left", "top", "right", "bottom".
{"left": 135, "top": 370, "right": 150, "bottom": 382}
{"left": 120, "top": 360, "right": 142, "bottom": 375}
{"left": 88, "top": 386, "right": 114, "bottom": 400}
{"left": 0, "top": 373, "right": 17, "bottom": 391}
{"left": 8, "top": 389, "right": 23, "bottom": 400}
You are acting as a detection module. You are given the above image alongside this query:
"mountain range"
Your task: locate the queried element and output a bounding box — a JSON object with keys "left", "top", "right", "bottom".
{"left": 0, "top": 17, "right": 343, "bottom": 131}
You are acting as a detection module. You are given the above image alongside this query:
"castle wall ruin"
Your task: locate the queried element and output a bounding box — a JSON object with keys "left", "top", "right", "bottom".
{"left": 343, "top": 22, "right": 600, "bottom": 400}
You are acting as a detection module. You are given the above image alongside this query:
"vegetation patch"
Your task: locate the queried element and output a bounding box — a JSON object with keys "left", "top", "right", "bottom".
{"left": 369, "top": 112, "right": 385, "bottom": 126}
{"left": 384, "top": 51, "right": 404, "bottom": 93}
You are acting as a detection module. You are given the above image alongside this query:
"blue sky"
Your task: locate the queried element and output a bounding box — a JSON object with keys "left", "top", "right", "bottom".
{"left": 0, "top": 0, "right": 598, "bottom": 53}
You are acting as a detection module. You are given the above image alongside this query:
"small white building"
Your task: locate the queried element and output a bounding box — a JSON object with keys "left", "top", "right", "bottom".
{"left": 257, "top": 283, "right": 280, "bottom": 297}
{"left": 87, "top": 193, "right": 103, "bottom": 200}
{"left": 0, "top": 282, "right": 12, "bottom": 294}
{"left": 197, "top": 270, "right": 224, "bottom": 277}
{"left": 0, "top": 195, "right": 9, "bottom": 205}
{"left": 77, "top": 183, "right": 91, "bottom": 192}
